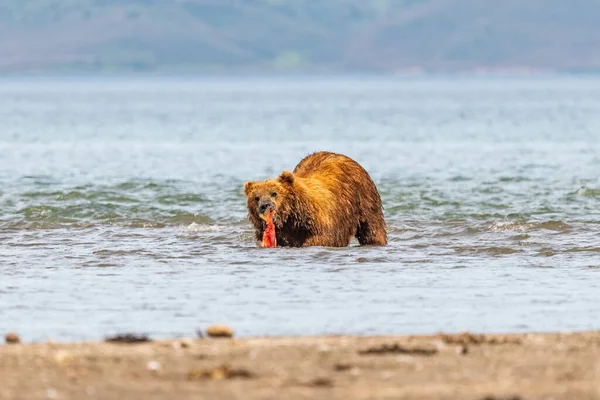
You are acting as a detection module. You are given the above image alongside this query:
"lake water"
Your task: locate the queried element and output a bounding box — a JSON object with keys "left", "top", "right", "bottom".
{"left": 1, "top": 76, "right": 599, "bottom": 343}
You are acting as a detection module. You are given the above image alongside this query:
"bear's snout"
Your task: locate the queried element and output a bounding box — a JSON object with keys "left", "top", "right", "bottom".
{"left": 259, "top": 201, "right": 273, "bottom": 215}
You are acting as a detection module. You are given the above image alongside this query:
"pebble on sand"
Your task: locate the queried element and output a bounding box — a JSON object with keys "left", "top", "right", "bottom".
{"left": 206, "top": 324, "right": 234, "bottom": 338}
{"left": 5, "top": 333, "right": 20, "bottom": 344}
{"left": 146, "top": 361, "right": 161, "bottom": 371}
{"left": 187, "top": 365, "right": 253, "bottom": 381}
{"left": 105, "top": 333, "right": 151, "bottom": 344}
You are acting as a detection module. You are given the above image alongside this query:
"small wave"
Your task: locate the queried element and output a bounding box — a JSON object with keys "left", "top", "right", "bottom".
{"left": 536, "top": 221, "right": 571, "bottom": 231}
{"left": 114, "top": 180, "right": 178, "bottom": 191}
{"left": 564, "top": 246, "right": 600, "bottom": 253}
{"left": 498, "top": 176, "right": 530, "bottom": 183}
{"left": 178, "top": 222, "right": 225, "bottom": 233}
{"left": 482, "top": 246, "right": 523, "bottom": 255}
{"left": 124, "top": 220, "right": 166, "bottom": 229}
{"left": 0, "top": 220, "right": 92, "bottom": 230}
{"left": 470, "top": 213, "right": 518, "bottom": 220}
{"left": 454, "top": 246, "right": 523, "bottom": 255}
{"left": 537, "top": 248, "right": 557, "bottom": 257}
{"left": 388, "top": 224, "right": 420, "bottom": 233}
{"left": 449, "top": 175, "right": 471, "bottom": 182}
{"left": 19, "top": 190, "right": 140, "bottom": 204}
{"left": 481, "top": 202, "right": 509, "bottom": 210}
{"left": 386, "top": 204, "right": 419, "bottom": 213}
{"left": 488, "top": 221, "right": 532, "bottom": 232}
{"left": 420, "top": 195, "right": 461, "bottom": 207}
{"left": 165, "top": 214, "right": 214, "bottom": 225}
{"left": 0, "top": 218, "right": 204, "bottom": 231}
{"left": 157, "top": 194, "right": 208, "bottom": 205}
{"left": 575, "top": 187, "right": 600, "bottom": 197}
{"left": 16, "top": 204, "right": 125, "bottom": 222}
{"left": 488, "top": 220, "right": 570, "bottom": 232}
{"left": 355, "top": 257, "right": 389, "bottom": 263}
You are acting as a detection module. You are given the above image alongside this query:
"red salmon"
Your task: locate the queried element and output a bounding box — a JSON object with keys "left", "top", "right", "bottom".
{"left": 261, "top": 209, "right": 277, "bottom": 248}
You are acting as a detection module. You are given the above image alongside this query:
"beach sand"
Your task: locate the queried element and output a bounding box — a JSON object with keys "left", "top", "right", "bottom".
{"left": 1, "top": 330, "right": 599, "bottom": 400}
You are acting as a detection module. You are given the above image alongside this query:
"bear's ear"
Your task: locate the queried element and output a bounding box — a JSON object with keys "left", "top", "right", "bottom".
{"left": 278, "top": 170, "right": 295, "bottom": 185}
{"left": 243, "top": 181, "right": 255, "bottom": 196}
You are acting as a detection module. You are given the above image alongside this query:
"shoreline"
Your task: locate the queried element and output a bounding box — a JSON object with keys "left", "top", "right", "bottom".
{"left": 2, "top": 330, "right": 599, "bottom": 400}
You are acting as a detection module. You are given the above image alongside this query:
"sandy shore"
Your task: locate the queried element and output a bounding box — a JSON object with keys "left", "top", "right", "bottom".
{"left": 2, "top": 330, "right": 600, "bottom": 400}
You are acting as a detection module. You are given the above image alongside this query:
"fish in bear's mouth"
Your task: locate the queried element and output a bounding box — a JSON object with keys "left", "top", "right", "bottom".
{"left": 260, "top": 209, "right": 277, "bottom": 248}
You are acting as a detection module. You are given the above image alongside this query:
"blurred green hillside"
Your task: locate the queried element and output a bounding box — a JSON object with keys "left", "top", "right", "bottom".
{"left": 1, "top": 0, "right": 600, "bottom": 74}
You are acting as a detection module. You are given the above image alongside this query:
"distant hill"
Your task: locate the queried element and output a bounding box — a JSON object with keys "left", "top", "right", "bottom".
{"left": 1, "top": 0, "right": 600, "bottom": 74}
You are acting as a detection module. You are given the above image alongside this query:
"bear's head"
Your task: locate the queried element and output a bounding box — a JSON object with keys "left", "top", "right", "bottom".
{"left": 243, "top": 170, "right": 295, "bottom": 227}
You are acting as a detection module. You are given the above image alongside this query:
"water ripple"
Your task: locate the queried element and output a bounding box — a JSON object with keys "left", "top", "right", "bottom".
{"left": 1, "top": 77, "right": 600, "bottom": 343}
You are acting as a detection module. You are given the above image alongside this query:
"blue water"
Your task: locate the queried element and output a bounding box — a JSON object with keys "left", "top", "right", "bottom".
{"left": 1, "top": 76, "right": 599, "bottom": 342}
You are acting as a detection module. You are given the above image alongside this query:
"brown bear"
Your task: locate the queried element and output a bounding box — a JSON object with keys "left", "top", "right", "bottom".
{"left": 243, "top": 151, "right": 387, "bottom": 247}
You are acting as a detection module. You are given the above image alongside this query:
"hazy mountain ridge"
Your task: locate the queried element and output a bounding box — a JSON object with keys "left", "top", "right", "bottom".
{"left": 1, "top": 0, "right": 600, "bottom": 74}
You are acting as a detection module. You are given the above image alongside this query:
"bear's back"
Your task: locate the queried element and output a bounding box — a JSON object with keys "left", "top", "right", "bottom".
{"left": 293, "top": 151, "right": 362, "bottom": 179}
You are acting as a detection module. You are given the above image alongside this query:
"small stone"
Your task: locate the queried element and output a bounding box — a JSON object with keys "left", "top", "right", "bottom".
{"left": 209, "top": 366, "right": 228, "bottom": 380}
{"left": 187, "top": 369, "right": 205, "bottom": 380}
{"left": 318, "top": 343, "right": 330, "bottom": 353}
{"left": 146, "top": 361, "right": 161, "bottom": 371}
{"left": 334, "top": 362, "right": 353, "bottom": 371}
{"left": 5, "top": 333, "right": 20, "bottom": 344}
{"left": 105, "top": 333, "right": 150, "bottom": 344}
{"left": 206, "top": 324, "right": 234, "bottom": 339}
{"left": 311, "top": 377, "right": 333, "bottom": 387}
{"left": 54, "top": 351, "right": 76, "bottom": 366}
{"left": 358, "top": 343, "right": 437, "bottom": 356}
{"left": 228, "top": 368, "right": 253, "bottom": 379}
{"left": 480, "top": 397, "right": 522, "bottom": 400}
{"left": 187, "top": 365, "right": 252, "bottom": 381}
{"left": 46, "top": 388, "right": 58, "bottom": 399}
{"left": 171, "top": 340, "right": 194, "bottom": 351}
{"left": 457, "top": 345, "right": 469, "bottom": 355}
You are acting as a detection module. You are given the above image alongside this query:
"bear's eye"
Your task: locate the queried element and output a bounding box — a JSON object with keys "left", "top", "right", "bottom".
{"left": 270, "top": 192, "right": 277, "bottom": 198}
{"left": 254, "top": 196, "right": 260, "bottom": 202}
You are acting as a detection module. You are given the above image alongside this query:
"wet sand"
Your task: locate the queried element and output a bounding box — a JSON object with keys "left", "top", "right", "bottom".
{"left": 2, "top": 330, "right": 600, "bottom": 400}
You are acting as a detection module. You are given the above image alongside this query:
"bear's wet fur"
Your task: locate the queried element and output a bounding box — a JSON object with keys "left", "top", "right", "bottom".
{"left": 243, "top": 151, "right": 387, "bottom": 247}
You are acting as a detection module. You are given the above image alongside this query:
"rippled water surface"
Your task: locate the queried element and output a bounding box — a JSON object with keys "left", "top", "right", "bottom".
{"left": 1, "top": 77, "right": 599, "bottom": 342}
